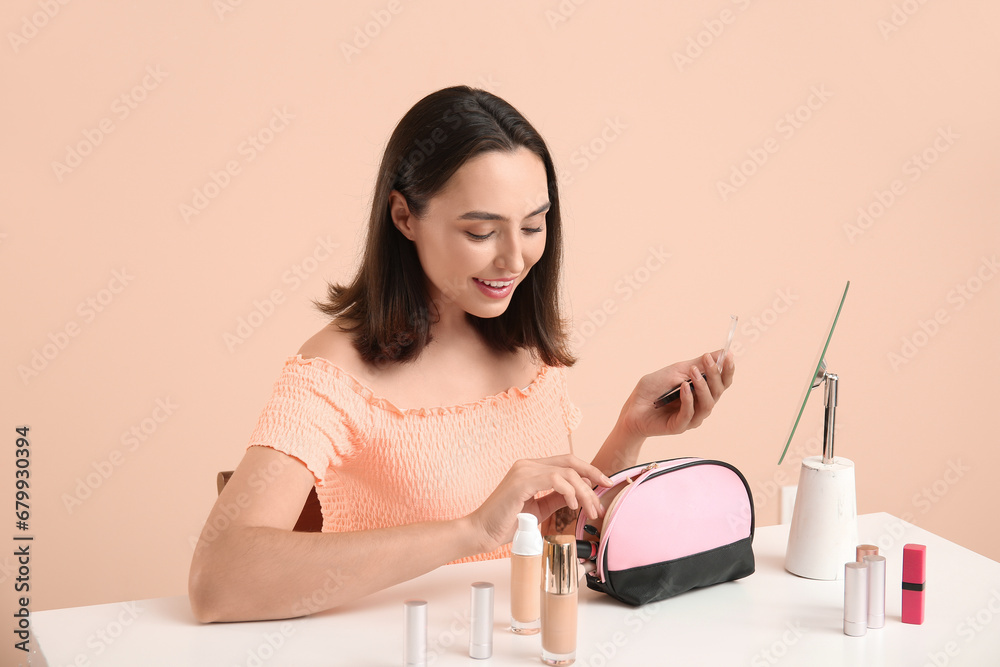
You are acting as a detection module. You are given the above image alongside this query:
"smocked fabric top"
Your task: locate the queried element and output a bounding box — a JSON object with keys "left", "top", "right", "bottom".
{"left": 246, "top": 354, "right": 583, "bottom": 563}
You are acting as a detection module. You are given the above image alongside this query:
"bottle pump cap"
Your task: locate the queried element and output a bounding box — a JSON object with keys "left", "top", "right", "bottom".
{"left": 512, "top": 513, "right": 543, "bottom": 556}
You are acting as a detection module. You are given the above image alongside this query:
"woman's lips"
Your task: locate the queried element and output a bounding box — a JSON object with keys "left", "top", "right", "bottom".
{"left": 473, "top": 277, "right": 515, "bottom": 298}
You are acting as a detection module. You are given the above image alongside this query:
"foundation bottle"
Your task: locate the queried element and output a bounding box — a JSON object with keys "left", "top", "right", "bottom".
{"left": 511, "top": 513, "right": 543, "bottom": 634}
{"left": 541, "top": 535, "right": 578, "bottom": 665}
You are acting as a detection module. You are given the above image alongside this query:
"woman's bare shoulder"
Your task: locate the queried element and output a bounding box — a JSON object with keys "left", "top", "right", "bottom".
{"left": 297, "top": 320, "right": 366, "bottom": 374}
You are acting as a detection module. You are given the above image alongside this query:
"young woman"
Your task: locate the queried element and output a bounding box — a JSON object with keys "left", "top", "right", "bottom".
{"left": 188, "top": 86, "right": 735, "bottom": 623}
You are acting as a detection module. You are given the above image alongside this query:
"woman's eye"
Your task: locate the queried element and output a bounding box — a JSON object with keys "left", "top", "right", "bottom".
{"left": 465, "top": 227, "right": 543, "bottom": 241}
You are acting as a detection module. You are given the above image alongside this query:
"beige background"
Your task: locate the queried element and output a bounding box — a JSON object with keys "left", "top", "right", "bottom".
{"left": 2, "top": 0, "right": 998, "bottom": 623}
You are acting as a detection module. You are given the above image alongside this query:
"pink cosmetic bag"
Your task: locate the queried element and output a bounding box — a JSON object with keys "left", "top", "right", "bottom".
{"left": 575, "top": 457, "right": 755, "bottom": 606}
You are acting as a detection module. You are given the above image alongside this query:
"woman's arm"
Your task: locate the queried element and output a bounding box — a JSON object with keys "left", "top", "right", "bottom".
{"left": 189, "top": 447, "right": 611, "bottom": 622}
{"left": 188, "top": 445, "right": 482, "bottom": 623}
{"left": 587, "top": 427, "right": 646, "bottom": 479}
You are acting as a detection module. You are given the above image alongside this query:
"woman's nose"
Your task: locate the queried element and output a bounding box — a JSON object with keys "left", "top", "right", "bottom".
{"left": 495, "top": 234, "right": 524, "bottom": 274}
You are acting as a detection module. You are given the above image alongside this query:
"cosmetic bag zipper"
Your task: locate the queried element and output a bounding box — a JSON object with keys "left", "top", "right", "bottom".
{"left": 591, "top": 457, "right": 698, "bottom": 503}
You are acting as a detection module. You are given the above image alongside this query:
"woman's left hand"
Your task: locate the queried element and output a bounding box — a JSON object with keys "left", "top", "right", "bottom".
{"left": 616, "top": 350, "right": 736, "bottom": 440}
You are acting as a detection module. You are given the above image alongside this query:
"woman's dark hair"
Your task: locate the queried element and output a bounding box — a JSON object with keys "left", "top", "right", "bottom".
{"left": 314, "top": 85, "right": 576, "bottom": 368}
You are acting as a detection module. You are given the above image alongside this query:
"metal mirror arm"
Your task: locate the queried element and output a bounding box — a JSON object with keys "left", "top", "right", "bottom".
{"left": 814, "top": 359, "right": 839, "bottom": 465}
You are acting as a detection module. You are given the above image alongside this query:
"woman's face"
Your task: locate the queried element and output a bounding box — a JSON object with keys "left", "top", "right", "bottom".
{"left": 390, "top": 147, "right": 550, "bottom": 325}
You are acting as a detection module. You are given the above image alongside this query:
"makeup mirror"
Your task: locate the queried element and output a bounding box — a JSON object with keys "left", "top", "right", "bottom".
{"left": 783, "top": 281, "right": 857, "bottom": 580}
{"left": 778, "top": 281, "right": 850, "bottom": 465}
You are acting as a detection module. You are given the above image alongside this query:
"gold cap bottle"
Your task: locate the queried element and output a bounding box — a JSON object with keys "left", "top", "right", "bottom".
{"left": 541, "top": 535, "right": 578, "bottom": 665}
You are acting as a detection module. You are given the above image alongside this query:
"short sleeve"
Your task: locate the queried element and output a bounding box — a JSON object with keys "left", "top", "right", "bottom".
{"left": 246, "top": 359, "right": 360, "bottom": 488}
{"left": 557, "top": 366, "right": 583, "bottom": 433}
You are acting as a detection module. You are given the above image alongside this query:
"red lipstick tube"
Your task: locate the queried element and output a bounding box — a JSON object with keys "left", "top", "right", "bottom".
{"left": 902, "top": 543, "right": 926, "bottom": 624}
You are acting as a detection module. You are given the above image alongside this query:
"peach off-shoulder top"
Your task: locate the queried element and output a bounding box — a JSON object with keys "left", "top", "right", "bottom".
{"left": 246, "top": 354, "right": 583, "bottom": 563}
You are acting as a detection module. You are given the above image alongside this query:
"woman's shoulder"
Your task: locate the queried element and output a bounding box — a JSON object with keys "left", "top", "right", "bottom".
{"left": 296, "top": 320, "right": 362, "bottom": 370}
{"left": 291, "top": 320, "right": 380, "bottom": 385}
{"left": 290, "top": 321, "right": 383, "bottom": 414}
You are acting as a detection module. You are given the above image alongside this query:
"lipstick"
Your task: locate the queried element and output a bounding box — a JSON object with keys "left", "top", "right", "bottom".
{"left": 575, "top": 540, "right": 597, "bottom": 561}
{"left": 843, "top": 561, "right": 869, "bottom": 637}
{"left": 470, "top": 582, "right": 494, "bottom": 659}
{"left": 404, "top": 600, "right": 427, "bottom": 667}
{"left": 902, "top": 543, "right": 926, "bottom": 625}
{"left": 856, "top": 544, "right": 878, "bottom": 562}
{"left": 863, "top": 554, "right": 886, "bottom": 629}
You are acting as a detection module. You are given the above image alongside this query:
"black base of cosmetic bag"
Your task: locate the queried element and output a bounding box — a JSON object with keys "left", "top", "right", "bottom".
{"left": 585, "top": 536, "right": 755, "bottom": 606}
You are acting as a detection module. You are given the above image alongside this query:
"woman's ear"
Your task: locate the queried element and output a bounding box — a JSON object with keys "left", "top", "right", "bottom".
{"left": 389, "top": 190, "right": 416, "bottom": 241}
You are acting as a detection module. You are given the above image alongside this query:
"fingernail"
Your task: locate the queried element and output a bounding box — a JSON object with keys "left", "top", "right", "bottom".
{"left": 602, "top": 474, "right": 613, "bottom": 485}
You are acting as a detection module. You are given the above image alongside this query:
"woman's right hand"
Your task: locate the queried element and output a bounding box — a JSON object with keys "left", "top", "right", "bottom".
{"left": 467, "top": 454, "right": 614, "bottom": 553}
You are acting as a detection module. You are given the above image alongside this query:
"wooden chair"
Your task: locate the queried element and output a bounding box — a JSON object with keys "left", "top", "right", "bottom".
{"left": 216, "top": 470, "right": 323, "bottom": 532}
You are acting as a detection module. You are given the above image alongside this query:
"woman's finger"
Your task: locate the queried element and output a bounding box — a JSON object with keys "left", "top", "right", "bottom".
{"left": 702, "top": 351, "right": 726, "bottom": 400}
{"left": 547, "top": 454, "right": 614, "bottom": 488}
{"left": 689, "top": 364, "right": 715, "bottom": 427}
{"left": 689, "top": 364, "right": 715, "bottom": 409}
{"left": 548, "top": 474, "right": 579, "bottom": 511}
{"left": 560, "top": 467, "right": 602, "bottom": 521}
{"left": 530, "top": 494, "right": 562, "bottom": 524}
{"left": 722, "top": 353, "right": 736, "bottom": 387}
{"left": 670, "top": 377, "right": 695, "bottom": 432}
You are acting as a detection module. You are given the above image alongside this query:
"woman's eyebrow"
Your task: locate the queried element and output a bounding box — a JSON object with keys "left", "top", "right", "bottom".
{"left": 457, "top": 201, "right": 550, "bottom": 222}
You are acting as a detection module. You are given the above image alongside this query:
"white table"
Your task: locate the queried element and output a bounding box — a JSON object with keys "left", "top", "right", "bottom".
{"left": 32, "top": 513, "right": 1000, "bottom": 666}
